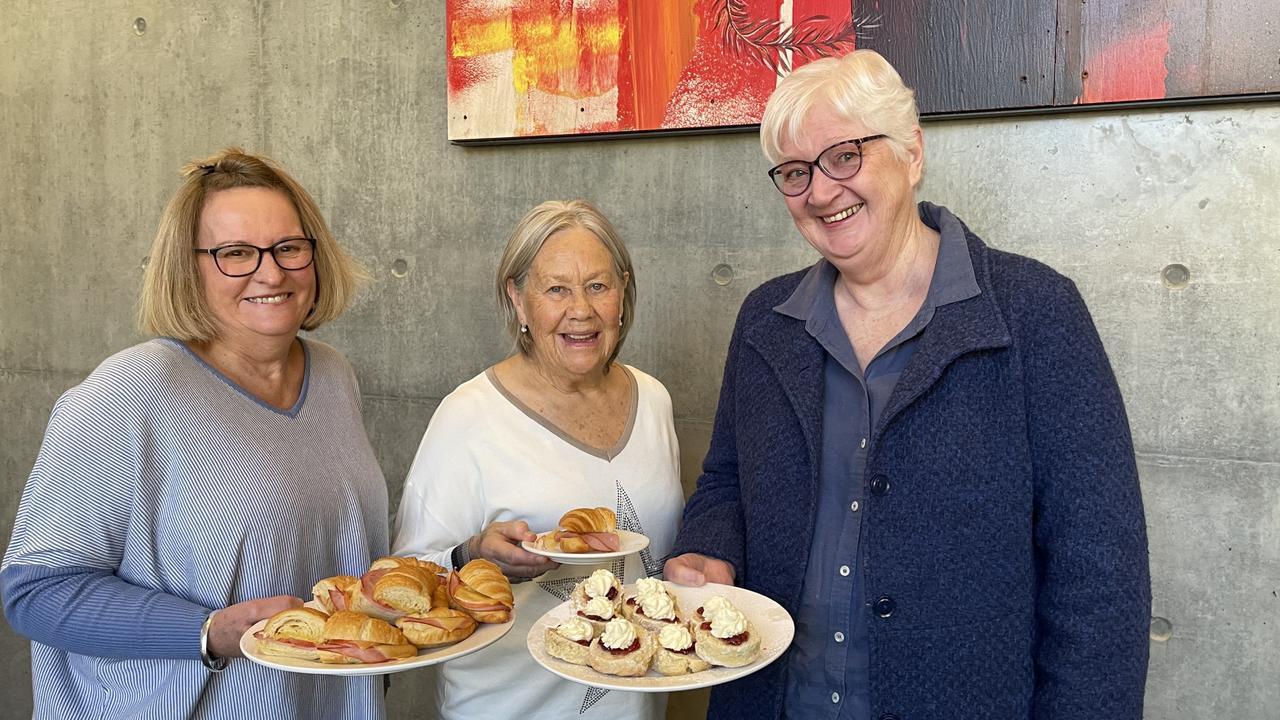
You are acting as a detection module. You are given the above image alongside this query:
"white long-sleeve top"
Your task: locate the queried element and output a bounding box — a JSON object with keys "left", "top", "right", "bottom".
{"left": 393, "top": 365, "right": 684, "bottom": 720}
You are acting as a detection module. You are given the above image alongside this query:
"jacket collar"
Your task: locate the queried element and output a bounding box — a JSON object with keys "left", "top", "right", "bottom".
{"left": 741, "top": 220, "right": 1012, "bottom": 462}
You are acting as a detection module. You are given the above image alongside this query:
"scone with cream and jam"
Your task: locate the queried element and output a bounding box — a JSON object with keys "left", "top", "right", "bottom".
{"left": 587, "top": 618, "right": 657, "bottom": 677}
{"left": 570, "top": 569, "right": 623, "bottom": 613}
{"left": 621, "top": 577, "right": 683, "bottom": 633}
{"left": 693, "top": 597, "right": 761, "bottom": 668}
{"left": 543, "top": 616, "right": 596, "bottom": 666}
{"left": 653, "top": 622, "right": 711, "bottom": 675}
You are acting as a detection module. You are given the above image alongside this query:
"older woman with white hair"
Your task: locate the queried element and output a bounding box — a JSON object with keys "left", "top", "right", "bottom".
{"left": 393, "top": 200, "right": 683, "bottom": 720}
{"left": 665, "top": 50, "right": 1151, "bottom": 719}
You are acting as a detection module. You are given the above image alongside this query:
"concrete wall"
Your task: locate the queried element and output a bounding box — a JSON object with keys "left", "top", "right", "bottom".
{"left": 2, "top": 2, "right": 1277, "bottom": 718}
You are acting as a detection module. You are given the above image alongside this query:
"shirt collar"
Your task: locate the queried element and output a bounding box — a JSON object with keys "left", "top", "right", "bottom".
{"left": 774, "top": 201, "right": 980, "bottom": 324}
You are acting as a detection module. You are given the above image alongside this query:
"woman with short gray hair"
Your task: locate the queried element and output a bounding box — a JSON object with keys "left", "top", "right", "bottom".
{"left": 394, "top": 200, "right": 683, "bottom": 720}
{"left": 666, "top": 49, "right": 1151, "bottom": 719}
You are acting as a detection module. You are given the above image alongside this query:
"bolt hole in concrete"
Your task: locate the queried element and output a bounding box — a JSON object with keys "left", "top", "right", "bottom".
{"left": 1149, "top": 616, "right": 1173, "bottom": 642}
{"left": 132, "top": 17, "right": 147, "bottom": 35}
{"left": 389, "top": 0, "right": 403, "bottom": 7}
{"left": 711, "top": 263, "right": 734, "bottom": 286}
{"left": 391, "top": 258, "right": 410, "bottom": 278}
{"left": 141, "top": 256, "right": 150, "bottom": 269}
{"left": 1162, "top": 263, "right": 1190, "bottom": 289}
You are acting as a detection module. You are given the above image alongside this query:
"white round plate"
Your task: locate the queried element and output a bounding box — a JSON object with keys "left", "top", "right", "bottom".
{"left": 521, "top": 529, "right": 650, "bottom": 566}
{"left": 526, "top": 582, "right": 794, "bottom": 692}
{"left": 241, "top": 612, "right": 514, "bottom": 676}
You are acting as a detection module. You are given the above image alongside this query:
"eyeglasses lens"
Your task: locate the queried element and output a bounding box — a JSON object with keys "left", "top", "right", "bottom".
{"left": 213, "top": 240, "right": 314, "bottom": 277}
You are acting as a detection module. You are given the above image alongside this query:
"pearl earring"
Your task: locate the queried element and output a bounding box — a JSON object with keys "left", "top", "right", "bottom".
{"left": 520, "top": 324, "right": 528, "bottom": 333}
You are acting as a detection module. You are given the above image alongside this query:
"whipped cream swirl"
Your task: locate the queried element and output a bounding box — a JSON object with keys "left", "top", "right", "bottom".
{"left": 601, "top": 618, "right": 638, "bottom": 650}
{"left": 555, "top": 617, "right": 594, "bottom": 642}
{"left": 658, "top": 623, "right": 694, "bottom": 651}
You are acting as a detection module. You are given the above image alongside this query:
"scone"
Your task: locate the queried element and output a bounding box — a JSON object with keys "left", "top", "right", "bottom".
{"left": 693, "top": 604, "right": 761, "bottom": 668}
{"left": 621, "top": 577, "right": 682, "bottom": 634}
{"left": 587, "top": 618, "right": 656, "bottom": 677}
{"left": 570, "top": 568, "right": 623, "bottom": 612}
{"left": 653, "top": 623, "right": 711, "bottom": 676}
{"left": 692, "top": 594, "right": 734, "bottom": 624}
{"left": 543, "top": 617, "right": 596, "bottom": 666}
{"left": 574, "top": 595, "right": 619, "bottom": 635}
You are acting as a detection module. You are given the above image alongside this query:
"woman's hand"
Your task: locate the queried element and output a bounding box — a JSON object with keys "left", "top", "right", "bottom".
{"left": 664, "top": 553, "right": 735, "bottom": 587}
{"left": 470, "top": 520, "right": 560, "bottom": 579}
{"left": 207, "top": 595, "right": 303, "bottom": 659}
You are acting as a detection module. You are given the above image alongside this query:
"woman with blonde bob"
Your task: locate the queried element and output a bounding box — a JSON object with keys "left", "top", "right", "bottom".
{"left": 666, "top": 50, "right": 1151, "bottom": 718}
{"left": 2, "top": 148, "right": 389, "bottom": 719}
{"left": 394, "top": 200, "right": 683, "bottom": 720}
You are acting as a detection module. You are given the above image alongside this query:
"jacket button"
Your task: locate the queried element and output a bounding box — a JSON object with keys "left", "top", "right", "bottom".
{"left": 870, "top": 474, "right": 890, "bottom": 496}
{"left": 873, "top": 596, "right": 896, "bottom": 618}
{"left": 880, "top": 715, "right": 901, "bottom": 720}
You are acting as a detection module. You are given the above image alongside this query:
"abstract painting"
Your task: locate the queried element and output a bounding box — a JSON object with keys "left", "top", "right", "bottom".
{"left": 446, "top": 0, "right": 1279, "bottom": 143}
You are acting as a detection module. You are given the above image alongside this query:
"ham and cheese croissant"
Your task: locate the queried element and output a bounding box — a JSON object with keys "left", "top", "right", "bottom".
{"left": 317, "top": 610, "right": 417, "bottom": 663}
{"left": 538, "top": 507, "right": 620, "bottom": 553}
{"left": 254, "top": 607, "right": 417, "bottom": 664}
{"left": 254, "top": 607, "right": 344, "bottom": 663}
{"left": 312, "top": 575, "right": 358, "bottom": 614}
{"left": 447, "top": 559, "right": 514, "bottom": 623}
{"left": 346, "top": 563, "right": 438, "bottom": 622}
{"left": 396, "top": 607, "right": 478, "bottom": 648}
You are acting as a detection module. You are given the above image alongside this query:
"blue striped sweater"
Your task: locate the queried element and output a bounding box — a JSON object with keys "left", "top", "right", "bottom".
{"left": 2, "top": 338, "right": 389, "bottom": 719}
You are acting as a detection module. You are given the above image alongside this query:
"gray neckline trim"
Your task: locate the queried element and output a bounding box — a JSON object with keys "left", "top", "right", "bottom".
{"left": 484, "top": 365, "right": 638, "bottom": 462}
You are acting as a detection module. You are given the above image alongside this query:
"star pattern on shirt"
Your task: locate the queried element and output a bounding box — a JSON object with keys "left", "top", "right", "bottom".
{"left": 580, "top": 686, "right": 610, "bottom": 713}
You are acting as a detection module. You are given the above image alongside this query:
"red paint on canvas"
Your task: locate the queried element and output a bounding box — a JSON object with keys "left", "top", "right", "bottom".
{"left": 1079, "top": 21, "right": 1171, "bottom": 103}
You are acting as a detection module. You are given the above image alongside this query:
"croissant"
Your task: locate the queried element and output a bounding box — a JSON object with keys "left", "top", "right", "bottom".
{"left": 538, "top": 507, "right": 621, "bottom": 553}
{"left": 347, "top": 563, "right": 438, "bottom": 621}
{"left": 255, "top": 607, "right": 348, "bottom": 664}
{"left": 447, "top": 559, "right": 514, "bottom": 623}
{"left": 560, "top": 507, "right": 616, "bottom": 534}
{"left": 312, "top": 575, "right": 358, "bottom": 614}
{"left": 319, "top": 610, "right": 417, "bottom": 663}
{"left": 397, "top": 606, "right": 478, "bottom": 648}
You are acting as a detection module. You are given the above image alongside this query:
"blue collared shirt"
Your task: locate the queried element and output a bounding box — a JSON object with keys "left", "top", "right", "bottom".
{"left": 775, "top": 202, "right": 980, "bottom": 719}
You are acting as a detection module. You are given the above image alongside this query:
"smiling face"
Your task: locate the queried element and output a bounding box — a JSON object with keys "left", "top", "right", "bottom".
{"left": 196, "top": 187, "right": 316, "bottom": 353}
{"left": 779, "top": 103, "right": 925, "bottom": 274}
{"left": 509, "top": 226, "right": 629, "bottom": 383}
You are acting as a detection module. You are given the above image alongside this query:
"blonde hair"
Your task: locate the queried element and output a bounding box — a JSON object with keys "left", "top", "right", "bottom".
{"left": 138, "top": 147, "right": 367, "bottom": 341}
{"left": 496, "top": 200, "right": 636, "bottom": 368}
{"left": 760, "top": 50, "right": 920, "bottom": 165}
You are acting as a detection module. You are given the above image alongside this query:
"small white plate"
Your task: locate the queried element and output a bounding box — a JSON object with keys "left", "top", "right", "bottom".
{"left": 527, "top": 582, "right": 794, "bottom": 692}
{"left": 240, "top": 612, "right": 514, "bottom": 676}
{"left": 521, "top": 529, "right": 650, "bottom": 566}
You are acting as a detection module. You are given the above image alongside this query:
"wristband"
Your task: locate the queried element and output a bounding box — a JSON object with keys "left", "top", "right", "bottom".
{"left": 200, "top": 610, "right": 229, "bottom": 672}
{"left": 451, "top": 539, "right": 474, "bottom": 570}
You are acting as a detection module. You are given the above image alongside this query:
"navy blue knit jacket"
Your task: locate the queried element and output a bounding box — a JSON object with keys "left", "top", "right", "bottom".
{"left": 671, "top": 209, "right": 1151, "bottom": 719}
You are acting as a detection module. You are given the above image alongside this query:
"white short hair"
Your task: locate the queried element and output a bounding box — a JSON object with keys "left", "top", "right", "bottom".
{"left": 760, "top": 50, "right": 920, "bottom": 165}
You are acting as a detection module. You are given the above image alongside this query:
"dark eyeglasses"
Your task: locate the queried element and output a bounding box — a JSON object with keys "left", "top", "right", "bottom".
{"left": 767, "top": 134, "right": 887, "bottom": 196}
{"left": 194, "top": 237, "right": 316, "bottom": 277}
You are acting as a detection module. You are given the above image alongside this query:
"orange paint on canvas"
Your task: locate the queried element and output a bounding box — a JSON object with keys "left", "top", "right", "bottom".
{"left": 623, "top": 1, "right": 698, "bottom": 130}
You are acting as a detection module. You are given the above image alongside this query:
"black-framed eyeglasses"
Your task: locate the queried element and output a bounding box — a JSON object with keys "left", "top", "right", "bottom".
{"left": 194, "top": 237, "right": 316, "bottom": 277}
{"left": 766, "top": 134, "right": 887, "bottom": 196}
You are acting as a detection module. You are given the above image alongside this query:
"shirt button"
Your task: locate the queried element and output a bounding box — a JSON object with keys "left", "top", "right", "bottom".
{"left": 839, "top": 565, "right": 850, "bottom": 577}
{"left": 850, "top": 500, "right": 860, "bottom": 512}
{"left": 831, "top": 692, "right": 841, "bottom": 704}
{"left": 834, "top": 631, "right": 845, "bottom": 642}
{"left": 860, "top": 437, "right": 867, "bottom": 448}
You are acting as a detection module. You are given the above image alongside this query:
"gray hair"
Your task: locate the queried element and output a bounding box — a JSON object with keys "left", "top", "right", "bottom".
{"left": 760, "top": 50, "right": 920, "bottom": 166}
{"left": 495, "top": 200, "right": 637, "bottom": 367}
